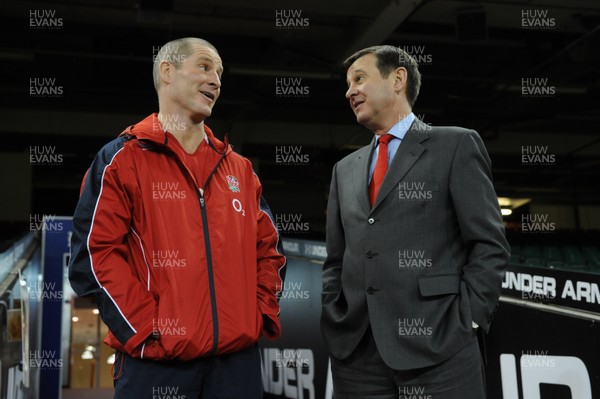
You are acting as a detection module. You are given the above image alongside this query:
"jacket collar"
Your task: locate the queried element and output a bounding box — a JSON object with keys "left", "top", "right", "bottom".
{"left": 352, "top": 118, "right": 430, "bottom": 214}
{"left": 371, "top": 118, "right": 429, "bottom": 211}
{"left": 120, "top": 113, "right": 230, "bottom": 155}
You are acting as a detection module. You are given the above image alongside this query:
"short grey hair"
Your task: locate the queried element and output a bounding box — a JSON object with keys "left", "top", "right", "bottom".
{"left": 152, "top": 37, "right": 219, "bottom": 92}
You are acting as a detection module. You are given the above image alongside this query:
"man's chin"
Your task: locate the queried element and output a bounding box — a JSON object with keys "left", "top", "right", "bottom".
{"left": 355, "top": 113, "right": 370, "bottom": 127}
{"left": 356, "top": 116, "right": 381, "bottom": 133}
{"left": 191, "top": 107, "right": 212, "bottom": 122}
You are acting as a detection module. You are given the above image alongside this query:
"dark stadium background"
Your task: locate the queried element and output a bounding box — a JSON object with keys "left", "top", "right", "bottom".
{"left": 1, "top": 0, "right": 599, "bottom": 397}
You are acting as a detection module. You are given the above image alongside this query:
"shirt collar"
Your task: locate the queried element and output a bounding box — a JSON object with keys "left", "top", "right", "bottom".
{"left": 383, "top": 112, "right": 415, "bottom": 142}
{"left": 373, "top": 113, "right": 415, "bottom": 147}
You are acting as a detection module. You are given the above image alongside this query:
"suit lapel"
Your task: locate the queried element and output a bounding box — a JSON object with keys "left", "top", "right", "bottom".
{"left": 371, "top": 119, "right": 429, "bottom": 211}
{"left": 352, "top": 137, "right": 376, "bottom": 214}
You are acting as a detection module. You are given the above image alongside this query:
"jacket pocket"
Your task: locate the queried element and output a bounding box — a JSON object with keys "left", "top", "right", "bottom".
{"left": 322, "top": 290, "right": 341, "bottom": 307}
{"left": 140, "top": 338, "right": 165, "bottom": 360}
{"left": 139, "top": 293, "right": 170, "bottom": 360}
{"left": 417, "top": 273, "right": 461, "bottom": 297}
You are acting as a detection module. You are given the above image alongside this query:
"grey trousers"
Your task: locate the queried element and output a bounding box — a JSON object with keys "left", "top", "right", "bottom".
{"left": 330, "top": 327, "right": 486, "bottom": 399}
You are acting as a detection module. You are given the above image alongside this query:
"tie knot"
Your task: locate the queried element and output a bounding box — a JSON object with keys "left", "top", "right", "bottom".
{"left": 378, "top": 134, "right": 394, "bottom": 146}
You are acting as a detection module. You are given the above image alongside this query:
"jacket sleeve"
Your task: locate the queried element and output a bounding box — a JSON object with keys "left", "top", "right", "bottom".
{"left": 449, "top": 131, "right": 510, "bottom": 333}
{"left": 322, "top": 163, "right": 344, "bottom": 306}
{"left": 68, "top": 139, "right": 156, "bottom": 354}
{"left": 254, "top": 173, "right": 286, "bottom": 339}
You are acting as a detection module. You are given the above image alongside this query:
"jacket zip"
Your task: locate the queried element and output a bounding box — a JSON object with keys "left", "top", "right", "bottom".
{"left": 140, "top": 137, "right": 227, "bottom": 356}
{"left": 197, "top": 192, "right": 219, "bottom": 355}
{"left": 199, "top": 152, "right": 227, "bottom": 355}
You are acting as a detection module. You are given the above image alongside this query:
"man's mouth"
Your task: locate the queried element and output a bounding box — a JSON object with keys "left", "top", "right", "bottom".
{"left": 200, "top": 91, "right": 215, "bottom": 101}
{"left": 353, "top": 100, "right": 364, "bottom": 112}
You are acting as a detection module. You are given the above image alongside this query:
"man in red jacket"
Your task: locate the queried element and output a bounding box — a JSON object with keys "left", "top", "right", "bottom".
{"left": 69, "top": 37, "right": 286, "bottom": 398}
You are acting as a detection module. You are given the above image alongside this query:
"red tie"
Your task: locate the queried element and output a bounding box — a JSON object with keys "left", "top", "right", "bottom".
{"left": 369, "top": 134, "right": 394, "bottom": 206}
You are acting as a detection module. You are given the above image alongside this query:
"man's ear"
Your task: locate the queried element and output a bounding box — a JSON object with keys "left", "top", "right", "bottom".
{"left": 394, "top": 67, "right": 407, "bottom": 93}
{"left": 159, "top": 61, "right": 173, "bottom": 87}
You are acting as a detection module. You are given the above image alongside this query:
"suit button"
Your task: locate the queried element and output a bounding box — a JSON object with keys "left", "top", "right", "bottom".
{"left": 367, "top": 287, "right": 376, "bottom": 295}
{"left": 366, "top": 250, "right": 374, "bottom": 259}
{"left": 368, "top": 218, "right": 375, "bottom": 224}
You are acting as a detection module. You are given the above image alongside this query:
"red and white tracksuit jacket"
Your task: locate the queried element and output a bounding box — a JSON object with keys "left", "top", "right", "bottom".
{"left": 69, "top": 114, "right": 286, "bottom": 360}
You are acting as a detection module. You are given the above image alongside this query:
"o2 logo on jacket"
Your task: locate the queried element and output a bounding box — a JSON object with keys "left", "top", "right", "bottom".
{"left": 226, "top": 175, "right": 240, "bottom": 193}
{"left": 232, "top": 199, "right": 245, "bottom": 216}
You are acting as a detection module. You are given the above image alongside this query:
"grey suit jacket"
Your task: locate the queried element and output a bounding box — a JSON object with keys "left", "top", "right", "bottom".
{"left": 321, "top": 119, "right": 510, "bottom": 370}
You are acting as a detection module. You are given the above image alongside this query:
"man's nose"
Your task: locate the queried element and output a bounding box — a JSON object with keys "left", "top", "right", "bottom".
{"left": 208, "top": 72, "right": 221, "bottom": 89}
{"left": 345, "top": 85, "right": 356, "bottom": 99}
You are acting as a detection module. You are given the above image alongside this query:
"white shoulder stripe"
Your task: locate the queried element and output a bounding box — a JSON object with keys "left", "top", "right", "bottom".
{"left": 86, "top": 146, "right": 137, "bottom": 334}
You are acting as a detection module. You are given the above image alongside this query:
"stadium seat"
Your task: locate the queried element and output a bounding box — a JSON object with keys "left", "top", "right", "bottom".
{"left": 524, "top": 257, "right": 545, "bottom": 268}
{"left": 510, "top": 245, "right": 522, "bottom": 256}
{"left": 510, "top": 253, "right": 521, "bottom": 265}
{"left": 543, "top": 245, "right": 563, "bottom": 262}
{"left": 562, "top": 245, "right": 587, "bottom": 269}
{"left": 582, "top": 246, "right": 600, "bottom": 268}
{"left": 546, "top": 260, "right": 565, "bottom": 269}
{"left": 570, "top": 263, "right": 590, "bottom": 272}
{"left": 522, "top": 245, "right": 542, "bottom": 260}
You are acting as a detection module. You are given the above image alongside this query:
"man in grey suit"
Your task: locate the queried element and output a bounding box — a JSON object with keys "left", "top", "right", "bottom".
{"left": 321, "top": 45, "right": 510, "bottom": 398}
